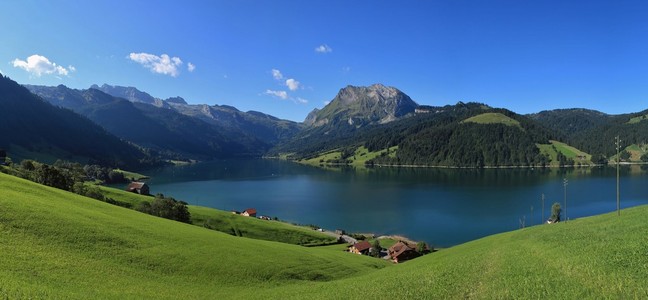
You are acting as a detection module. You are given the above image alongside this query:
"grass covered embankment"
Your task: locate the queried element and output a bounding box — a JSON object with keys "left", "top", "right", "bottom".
{"left": 0, "top": 172, "right": 387, "bottom": 299}
{"left": 2, "top": 170, "right": 647, "bottom": 298}
{"left": 269, "top": 205, "right": 648, "bottom": 298}
{"left": 96, "top": 184, "right": 337, "bottom": 246}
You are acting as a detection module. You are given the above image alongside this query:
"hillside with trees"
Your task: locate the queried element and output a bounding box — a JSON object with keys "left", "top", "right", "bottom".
{"left": 531, "top": 108, "right": 648, "bottom": 160}
{"left": 0, "top": 75, "right": 154, "bottom": 169}
{"left": 275, "top": 96, "right": 559, "bottom": 168}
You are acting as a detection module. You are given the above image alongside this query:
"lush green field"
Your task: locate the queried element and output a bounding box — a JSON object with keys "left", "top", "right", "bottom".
{"left": 626, "top": 113, "right": 648, "bottom": 124}
{"left": 299, "top": 146, "right": 398, "bottom": 167}
{"left": 96, "top": 184, "right": 336, "bottom": 246}
{"left": 267, "top": 205, "right": 648, "bottom": 299}
{"left": 623, "top": 144, "right": 647, "bottom": 162}
{"left": 538, "top": 140, "right": 593, "bottom": 166}
{"left": 0, "top": 172, "right": 388, "bottom": 299}
{"left": 462, "top": 112, "right": 521, "bottom": 128}
{"left": 2, "top": 171, "right": 647, "bottom": 298}
{"left": 113, "top": 168, "right": 149, "bottom": 181}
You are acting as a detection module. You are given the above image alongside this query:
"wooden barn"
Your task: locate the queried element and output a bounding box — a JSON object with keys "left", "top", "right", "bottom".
{"left": 388, "top": 241, "right": 420, "bottom": 263}
{"left": 125, "top": 182, "right": 150, "bottom": 195}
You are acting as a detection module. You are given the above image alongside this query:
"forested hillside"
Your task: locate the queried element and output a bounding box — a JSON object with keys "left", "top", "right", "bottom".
{"left": 531, "top": 108, "right": 648, "bottom": 159}
{"left": 0, "top": 75, "right": 152, "bottom": 168}
{"left": 276, "top": 101, "right": 558, "bottom": 168}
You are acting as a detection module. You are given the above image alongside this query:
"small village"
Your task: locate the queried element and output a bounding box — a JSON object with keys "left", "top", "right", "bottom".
{"left": 230, "top": 206, "right": 432, "bottom": 264}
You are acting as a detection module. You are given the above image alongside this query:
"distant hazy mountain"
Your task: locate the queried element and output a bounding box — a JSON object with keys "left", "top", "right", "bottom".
{"left": 304, "top": 83, "right": 418, "bottom": 128}
{"left": 93, "top": 83, "right": 302, "bottom": 146}
{"left": 27, "top": 85, "right": 269, "bottom": 159}
{"left": 0, "top": 75, "right": 149, "bottom": 168}
{"left": 90, "top": 84, "right": 169, "bottom": 107}
{"left": 169, "top": 103, "right": 303, "bottom": 145}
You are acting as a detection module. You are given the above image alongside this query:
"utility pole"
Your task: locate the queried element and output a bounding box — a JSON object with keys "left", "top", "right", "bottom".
{"left": 563, "top": 178, "right": 568, "bottom": 222}
{"left": 541, "top": 193, "right": 545, "bottom": 224}
{"left": 615, "top": 136, "right": 621, "bottom": 216}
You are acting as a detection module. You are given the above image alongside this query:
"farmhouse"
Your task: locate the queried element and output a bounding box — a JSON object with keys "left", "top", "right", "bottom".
{"left": 349, "top": 240, "right": 372, "bottom": 255}
{"left": 388, "top": 241, "right": 420, "bottom": 263}
{"left": 241, "top": 208, "right": 257, "bottom": 217}
{"left": 125, "top": 182, "right": 149, "bottom": 195}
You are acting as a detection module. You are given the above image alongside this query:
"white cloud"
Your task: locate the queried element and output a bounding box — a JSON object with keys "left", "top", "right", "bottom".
{"left": 12, "top": 54, "right": 73, "bottom": 77}
{"left": 315, "top": 44, "right": 332, "bottom": 53}
{"left": 271, "top": 69, "right": 283, "bottom": 80}
{"left": 187, "top": 62, "right": 195, "bottom": 72}
{"left": 295, "top": 97, "right": 308, "bottom": 104}
{"left": 265, "top": 89, "right": 288, "bottom": 100}
{"left": 285, "top": 78, "right": 301, "bottom": 91}
{"left": 128, "top": 52, "right": 184, "bottom": 77}
{"left": 68, "top": 65, "right": 76, "bottom": 72}
{"left": 324, "top": 100, "right": 331, "bottom": 105}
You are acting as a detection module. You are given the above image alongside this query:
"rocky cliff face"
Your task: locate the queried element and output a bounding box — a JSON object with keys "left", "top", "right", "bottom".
{"left": 305, "top": 84, "right": 418, "bottom": 128}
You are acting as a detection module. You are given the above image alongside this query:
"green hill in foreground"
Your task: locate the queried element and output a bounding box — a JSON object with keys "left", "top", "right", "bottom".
{"left": 1, "top": 171, "right": 647, "bottom": 298}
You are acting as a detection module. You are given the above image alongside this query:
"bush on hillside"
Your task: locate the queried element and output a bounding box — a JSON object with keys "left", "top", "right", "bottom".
{"left": 137, "top": 194, "right": 191, "bottom": 223}
{"left": 641, "top": 153, "right": 648, "bottom": 162}
{"left": 550, "top": 203, "right": 561, "bottom": 223}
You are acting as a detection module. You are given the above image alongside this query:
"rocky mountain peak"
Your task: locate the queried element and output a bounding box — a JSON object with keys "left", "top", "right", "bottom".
{"left": 165, "top": 96, "right": 187, "bottom": 104}
{"left": 306, "top": 84, "right": 418, "bottom": 127}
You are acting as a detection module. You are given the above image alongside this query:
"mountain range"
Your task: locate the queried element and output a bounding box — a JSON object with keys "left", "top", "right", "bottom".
{"left": 25, "top": 84, "right": 301, "bottom": 161}
{"left": 0, "top": 75, "right": 150, "bottom": 168}
{"left": 3, "top": 73, "right": 648, "bottom": 169}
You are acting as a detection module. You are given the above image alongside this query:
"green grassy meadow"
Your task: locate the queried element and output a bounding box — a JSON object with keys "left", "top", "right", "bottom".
{"left": 462, "top": 112, "right": 522, "bottom": 128}
{"left": 537, "top": 140, "right": 593, "bottom": 166}
{"left": 2, "top": 171, "right": 647, "bottom": 298}
{"left": 623, "top": 144, "right": 647, "bottom": 162}
{"left": 626, "top": 114, "right": 648, "bottom": 124}
{"left": 96, "top": 184, "right": 336, "bottom": 246}
{"left": 299, "top": 146, "right": 398, "bottom": 167}
{"left": 113, "top": 168, "right": 149, "bottom": 181}
{"left": 0, "top": 172, "right": 387, "bottom": 299}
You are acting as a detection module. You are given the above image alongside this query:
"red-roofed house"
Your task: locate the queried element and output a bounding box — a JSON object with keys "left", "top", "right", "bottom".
{"left": 125, "top": 182, "right": 150, "bottom": 195}
{"left": 388, "top": 241, "right": 420, "bottom": 263}
{"left": 241, "top": 208, "right": 257, "bottom": 217}
{"left": 349, "top": 240, "right": 372, "bottom": 255}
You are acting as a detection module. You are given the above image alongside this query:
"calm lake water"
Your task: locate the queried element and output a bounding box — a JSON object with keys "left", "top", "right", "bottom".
{"left": 137, "top": 159, "right": 648, "bottom": 247}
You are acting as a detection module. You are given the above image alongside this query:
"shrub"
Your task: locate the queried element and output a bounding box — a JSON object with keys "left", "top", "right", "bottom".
{"left": 550, "top": 203, "right": 562, "bottom": 222}
{"left": 136, "top": 195, "right": 191, "bottom": 223}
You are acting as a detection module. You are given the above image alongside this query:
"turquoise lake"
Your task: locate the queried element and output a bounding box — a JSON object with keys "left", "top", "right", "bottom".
{"left": 138, "top": 159, "right": 648, "bottom": 247}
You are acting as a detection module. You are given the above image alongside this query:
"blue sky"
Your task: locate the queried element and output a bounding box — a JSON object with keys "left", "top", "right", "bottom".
{"left": 1, "top": 1, "right": 647, "bottom": 121}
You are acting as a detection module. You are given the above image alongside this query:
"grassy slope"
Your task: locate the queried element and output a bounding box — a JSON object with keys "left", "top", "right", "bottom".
{"left": 462, "top": 112, "right": 521, "bottom": 128}
{"left": 626, "top": 114, "right": 648, "bottom": 124}
{"left": 0, "top": 172, "right": 387, "bottom": 299}
{"left": 113, "top": 169, "right": 149, "bottom": 181}
{"left": 299, "top": 146, "right": 398, "bottom": 167}
{"left": 537, "top": 140, "right": 593, "bottom": 166}
{"left": 96, "top": 185, "right": 336, "bottom": 246}
{"left": 3, "top": 172, "right": 648, "bottom": 298}
{"left": 268, "top": 206, "right": 648, "bottom": 299}
{"left": 623, "top": 144, "right": 647, "bottom": 162}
